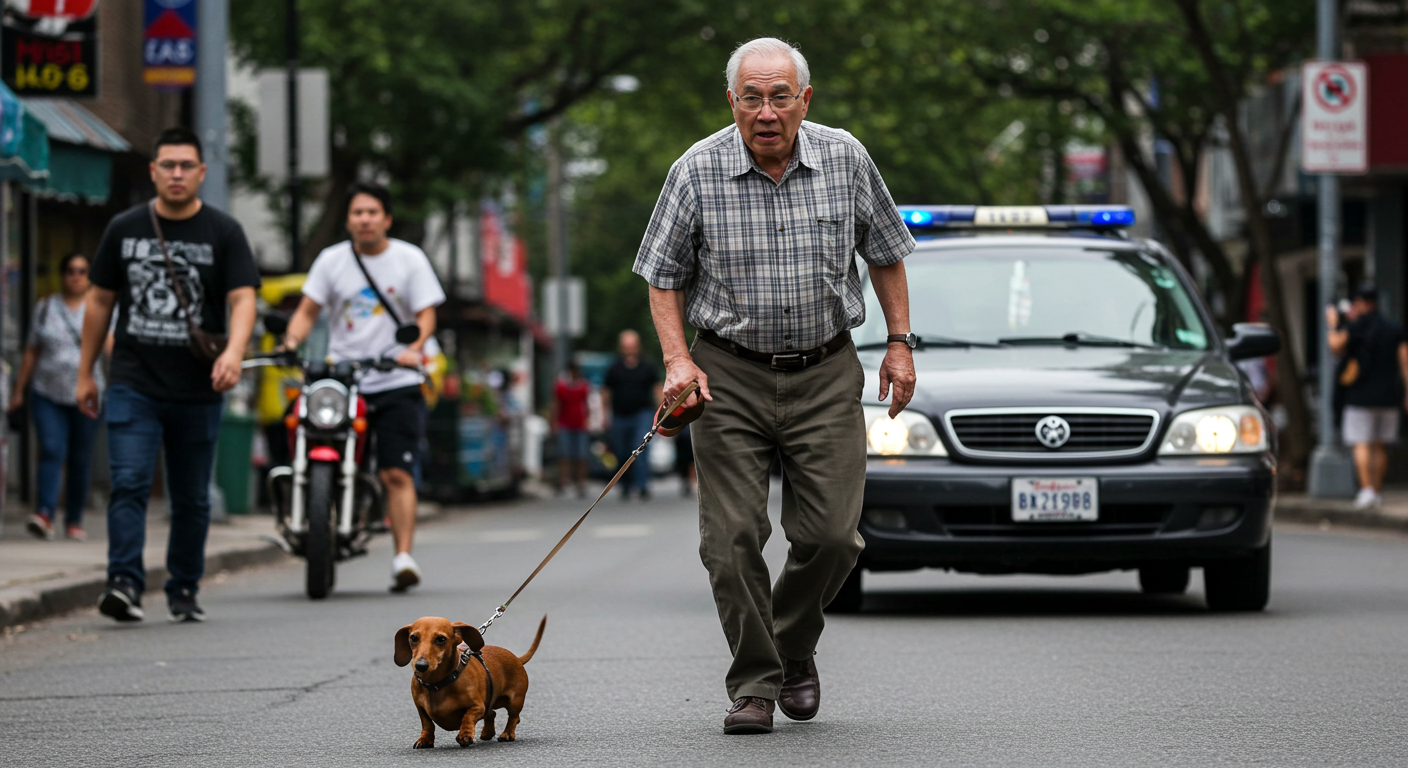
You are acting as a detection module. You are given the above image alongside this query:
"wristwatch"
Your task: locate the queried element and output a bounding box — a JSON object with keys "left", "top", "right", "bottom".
{"left": 887, "top": 332, "right": 919, "bottom": 349}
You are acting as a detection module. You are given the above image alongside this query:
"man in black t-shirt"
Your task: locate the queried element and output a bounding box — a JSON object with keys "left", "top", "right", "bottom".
{"left": 1328, "top": 284, "right": 1408, "bottom": 510}
{"left": 77, "top": 127, "right": 261, "bottom": 624}
{"left": 602, "top": 329, "right": 661, "bottom": 499}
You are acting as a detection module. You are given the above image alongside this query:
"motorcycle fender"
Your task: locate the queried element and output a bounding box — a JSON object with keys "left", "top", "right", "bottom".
{"left": 308, "top": 446, "right": 342, "bottom": 462}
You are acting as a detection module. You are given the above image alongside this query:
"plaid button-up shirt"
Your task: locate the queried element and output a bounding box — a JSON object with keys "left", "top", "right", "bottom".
{"left": 634, "top": 121, "right": 915, "bottom": 354}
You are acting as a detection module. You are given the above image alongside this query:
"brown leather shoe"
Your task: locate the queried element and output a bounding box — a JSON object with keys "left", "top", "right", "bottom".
{"left": 723, "top": 696, "right": 775, "bottom": 734}
{"left": 778, "top": 655, "right": 819, "bottom": 721}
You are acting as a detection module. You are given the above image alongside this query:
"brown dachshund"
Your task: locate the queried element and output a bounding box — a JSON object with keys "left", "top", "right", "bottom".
{"left": 394, "top": 615, "right": 546, "bottom": 748}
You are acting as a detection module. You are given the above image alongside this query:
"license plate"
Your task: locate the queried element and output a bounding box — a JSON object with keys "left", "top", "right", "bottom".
{"left": 1012, "top": 478, "right": 1098, "bottom": 521}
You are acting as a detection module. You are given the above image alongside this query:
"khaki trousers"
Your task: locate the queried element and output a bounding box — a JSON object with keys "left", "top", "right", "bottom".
{"left": 691, "top": 337, "right": 867, "bottom": 701}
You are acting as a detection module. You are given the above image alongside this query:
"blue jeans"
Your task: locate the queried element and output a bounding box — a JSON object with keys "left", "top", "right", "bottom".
{"left": 105, "top": 385, "right": 223, "bottom": 596}
{"left": 610, "top": 409, "right": 655, "bottom": 493}
{"left": 30, "top": 391, "right": 101, "bottom": 526}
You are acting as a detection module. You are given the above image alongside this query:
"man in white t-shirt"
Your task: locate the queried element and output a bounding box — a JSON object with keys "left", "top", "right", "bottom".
{"left": 281, "top": 182, "right": 446, "bottom": 591}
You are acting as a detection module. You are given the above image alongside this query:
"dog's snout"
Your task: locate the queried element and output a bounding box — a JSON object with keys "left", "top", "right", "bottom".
{"left": 414, "top": 659, "right": 429, "bottom": 673}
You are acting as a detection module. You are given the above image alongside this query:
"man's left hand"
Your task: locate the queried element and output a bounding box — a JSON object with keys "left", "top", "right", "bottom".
{"left": 211, "top": 349, "right": 242, "bottom": 392}
{"left": 878, "top": 346, "right": 916, "bottom": 418}
{"left": 395, "top": 348, "right": 424, "bottom": 370}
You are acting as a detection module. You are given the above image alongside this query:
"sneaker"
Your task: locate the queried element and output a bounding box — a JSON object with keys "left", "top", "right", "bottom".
{"left": 168, "top": 589, "right": 206, "bottom": 622}
{"left": 1353, "top": 487, "right": 1378, "bottom": 511}
{"left": 391, "top": 552, "right": 421, "bottom": 592}
{"left": 97, "top": 577, "right": 144, "bottom": 622}
{"left": 25, "top": 513, "right": 54, "bottom": 540}
{"left": 65, "top": 525, "right": 86, "bottom": 542}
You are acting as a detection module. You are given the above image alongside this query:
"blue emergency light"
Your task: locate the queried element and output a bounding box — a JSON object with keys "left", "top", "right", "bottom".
{"left": 897, "top": 205, "right": 1135, "bottom": 230}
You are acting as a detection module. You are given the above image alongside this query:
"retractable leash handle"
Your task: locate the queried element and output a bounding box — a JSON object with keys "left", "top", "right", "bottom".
{"left": 477, "top": 381, "right": 702, "bottom": 635}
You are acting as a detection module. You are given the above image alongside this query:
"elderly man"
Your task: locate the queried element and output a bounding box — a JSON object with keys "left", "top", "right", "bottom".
{"left": 635, "top": 37, "right": 916, "bottom": 734}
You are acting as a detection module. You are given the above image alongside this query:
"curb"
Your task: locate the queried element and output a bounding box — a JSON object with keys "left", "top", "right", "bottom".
{"left": 0, "top": 541, "right": 287, "bottom": 630}
{"left": 0, "top": 503, "right": 454, "bottom": 630}
{"left": 1276, "top": 503, "right": 1408, "bottom": 534}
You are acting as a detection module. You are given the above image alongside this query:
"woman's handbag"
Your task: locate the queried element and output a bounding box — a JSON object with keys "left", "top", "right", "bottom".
{"left": 148, "top": 201, "right": 228, "bottom": 361}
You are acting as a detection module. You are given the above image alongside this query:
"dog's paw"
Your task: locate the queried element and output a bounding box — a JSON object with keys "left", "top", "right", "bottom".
{"left": 456, "top": 733, "right": 476, "bottom": 748}
{"left": 412, "top": 737, "right": 435, "bottom": 749}
{"left": 496, "top": 735, "right": 515, "bottom": 742}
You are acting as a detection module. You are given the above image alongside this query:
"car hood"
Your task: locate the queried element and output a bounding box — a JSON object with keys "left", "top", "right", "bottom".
{"left": 858, "top": 346, "right": 1248, "bottom": 416}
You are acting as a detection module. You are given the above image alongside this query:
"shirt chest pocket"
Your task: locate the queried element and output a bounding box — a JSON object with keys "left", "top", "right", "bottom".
{"left": 811, "top": 215, "right": 851, "bottom": 271}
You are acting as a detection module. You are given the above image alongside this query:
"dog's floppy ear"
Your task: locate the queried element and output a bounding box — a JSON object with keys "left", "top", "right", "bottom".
{"left": 453, "top": 622, "right": 485, "bottom": 652}
{"left": 394, "top": 625, "right": 414, "bottom": 667}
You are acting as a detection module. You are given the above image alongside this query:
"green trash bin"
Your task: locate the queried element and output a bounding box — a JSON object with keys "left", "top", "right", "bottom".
{"left": 215, "top": 412, "right": 257, "bottom": 514}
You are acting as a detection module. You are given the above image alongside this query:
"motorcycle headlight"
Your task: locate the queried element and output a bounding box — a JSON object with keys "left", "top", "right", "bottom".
{"left": 1159, "top": 405, "right": 1267, "bottom": 455}
{"left": 864, "top": 405, "right": 947, "bottom": 457}
{"left": 305, "top": 381, "right": 349, "bottom": 430}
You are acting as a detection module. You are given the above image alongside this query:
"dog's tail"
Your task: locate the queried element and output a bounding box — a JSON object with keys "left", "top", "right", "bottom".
{"left": 518, "top": 615, "right": 547, "bottom": 665}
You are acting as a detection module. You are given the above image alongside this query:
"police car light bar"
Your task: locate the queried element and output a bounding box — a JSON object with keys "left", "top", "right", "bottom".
{"left": 898, "top": 205, "right": 1135, "bottom": 230}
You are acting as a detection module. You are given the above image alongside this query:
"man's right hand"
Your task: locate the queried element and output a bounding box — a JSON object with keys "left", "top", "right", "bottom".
{"left": 76, "top": 374, "right": 100, "bottom": 419}
{"left": 662, "top": 354, "right": 711, "bottom": 410}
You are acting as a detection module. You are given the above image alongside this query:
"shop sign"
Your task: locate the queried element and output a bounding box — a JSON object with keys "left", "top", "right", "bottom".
{"left": 142, "top": 0, "right": 196, "bottom": 90}
{"left": 0, "top": 12, "right": 97, "bottom": 96}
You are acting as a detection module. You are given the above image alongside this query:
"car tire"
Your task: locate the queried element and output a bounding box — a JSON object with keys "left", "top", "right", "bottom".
{"left": 1204, "top": 542, "right": 1270, "bottom": 612}
{"left": 824, "top": 564, "right": 863, "bottom": 614}
{"left": 1139, "top": 565, "right": 1190, "bottom": 595}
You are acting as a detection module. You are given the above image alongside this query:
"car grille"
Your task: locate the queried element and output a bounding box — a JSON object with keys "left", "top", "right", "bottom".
{"left": 945, "top": 408, "right": 1159, "bottom": 459}
{"left": 937, "top": 503, "right": 1171, "bottom": 537}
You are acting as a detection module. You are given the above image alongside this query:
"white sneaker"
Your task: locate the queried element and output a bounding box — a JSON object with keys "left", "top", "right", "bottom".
{"left": 1353, "top": 487, "right": 1378, "bottom": 510}
{"left": 391, "top": 552, "right": 421, "bottom": 592}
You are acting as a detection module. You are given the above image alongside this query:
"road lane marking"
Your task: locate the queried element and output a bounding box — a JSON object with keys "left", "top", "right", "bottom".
{"left": 591, "top": 525, "right": 653, "bottom": 539}
{"left": 480, "top": 529, "right": 543, "bottom": 543}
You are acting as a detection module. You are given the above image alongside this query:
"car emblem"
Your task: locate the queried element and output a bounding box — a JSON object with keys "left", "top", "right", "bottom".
{"left": 1035, "top": 415, "right": 1071, "bottom": 449}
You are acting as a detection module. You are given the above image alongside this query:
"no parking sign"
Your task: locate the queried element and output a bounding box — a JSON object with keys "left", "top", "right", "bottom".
{"left": 1301, "top": 61, "right": 1368, "bottom": 174}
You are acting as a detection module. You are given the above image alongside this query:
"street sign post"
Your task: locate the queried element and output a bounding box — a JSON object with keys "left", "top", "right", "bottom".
{"left": 143, "top": 0, "right": 196, "bottom": 90}
{"left": 541, "top": 277, "right": 585, "bottom": 338}
{"left": 1301, "top": 61, "right": 1368, "bottom": 175}
{"left": 255, "top": 69, "right": 329, "bottom": 179}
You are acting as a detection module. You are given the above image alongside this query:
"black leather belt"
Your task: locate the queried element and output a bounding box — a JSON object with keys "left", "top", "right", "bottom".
{"left": 699, "top": 329, "right": 851, "bottom": 372}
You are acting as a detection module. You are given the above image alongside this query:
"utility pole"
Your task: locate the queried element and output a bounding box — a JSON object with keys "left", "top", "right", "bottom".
{"left": 286, "top": 0, "right": 301, "bottom": 268}
{"left": 1307, "top": 0, "right": 1355, "bottom": 498}
{"left": 545, "top": 119, "right": 570, "bottom": 377}
{"left": 195, "top": 0, "right": 230, "bottom": 211}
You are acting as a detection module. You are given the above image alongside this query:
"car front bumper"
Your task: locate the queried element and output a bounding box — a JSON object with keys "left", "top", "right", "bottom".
{"left": 860, "top": 454, "right": 1275, "bottom": 575}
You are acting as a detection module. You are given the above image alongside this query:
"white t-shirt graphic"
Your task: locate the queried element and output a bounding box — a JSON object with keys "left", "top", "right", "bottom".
{"left": 302, "top": 239, "right": 446, "bottom": 394}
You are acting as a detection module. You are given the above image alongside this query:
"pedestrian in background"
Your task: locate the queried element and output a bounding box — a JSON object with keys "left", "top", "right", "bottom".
{"left": 635, "top": 37, "right": 915, "bottom": 734}
{"left": 79, "top": 127, "right": 260, "bottom": 623}
{"left": 1328, "top": 283, "right": 1408, "bottom": 510}
{"left": 601, "top": 329, "right": 661, "bottom": 500}
{"left": 552, "top": 360, "right": 591, "bottom": 498}
{"left": 9, "top": 252, "right": 108, "bottom": 541}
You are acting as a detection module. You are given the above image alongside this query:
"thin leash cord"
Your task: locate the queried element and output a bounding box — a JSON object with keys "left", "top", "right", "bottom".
{"left": 477, "top": 381, "right": 700, "bottom": 635}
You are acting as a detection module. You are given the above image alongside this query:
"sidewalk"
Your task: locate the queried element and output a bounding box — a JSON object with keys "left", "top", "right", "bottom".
{"left": 1274, "top": 489, "right": 1408, "bottom": 534}
{"left": 0, "top": 498, "right": 287, "bottom": 629}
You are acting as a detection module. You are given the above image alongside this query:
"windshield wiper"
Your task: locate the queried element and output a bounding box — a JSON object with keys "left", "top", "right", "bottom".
{"left": 855, "top": 335, "right": 1003, "bottom": 350}
{"left": 996, "top": 332, "right": 1163, "bottom": 349}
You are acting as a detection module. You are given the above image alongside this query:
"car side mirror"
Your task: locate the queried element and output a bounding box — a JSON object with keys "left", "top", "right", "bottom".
{"left": 263, "top": 312, "right": 289, "bottom": 335}
{"left": 1226, "top": 322, "right": 1280, "bottom": 361}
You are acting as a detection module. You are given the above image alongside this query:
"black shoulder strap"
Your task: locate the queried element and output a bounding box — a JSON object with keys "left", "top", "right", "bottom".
{"left": 348, "top": 242, "right": 405, "bottom": 327}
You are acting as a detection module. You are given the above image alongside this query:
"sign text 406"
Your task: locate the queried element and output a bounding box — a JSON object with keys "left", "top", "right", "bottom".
{"left": 14, "top": 61, "right": 89, "bottom": 93}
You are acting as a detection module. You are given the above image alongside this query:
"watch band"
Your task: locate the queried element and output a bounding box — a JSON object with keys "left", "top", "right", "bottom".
{"left": 887, "top": 333, "right": 917, "bottom": 349}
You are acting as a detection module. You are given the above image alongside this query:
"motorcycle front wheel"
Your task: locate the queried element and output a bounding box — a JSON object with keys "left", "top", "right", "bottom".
{"left": 305, "top": 462, "right": 338, "bottom": 599}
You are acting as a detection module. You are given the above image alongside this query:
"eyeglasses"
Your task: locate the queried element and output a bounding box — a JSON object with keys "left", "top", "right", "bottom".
{"left": 733, "top": 93, "right": 802, "bottom": 112}
{"left": 64, "top": 267, "right": 87, "bottom": 276}
{"left": 155, "top": 160, "right": 200, "bottom": 173}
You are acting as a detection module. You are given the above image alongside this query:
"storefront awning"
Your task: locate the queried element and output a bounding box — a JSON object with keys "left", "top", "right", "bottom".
{"left": 22, "top": 98, "right": 130, "bottom": 204}
{"left": 0, "top": 83, "right": 48, "bottom": 183}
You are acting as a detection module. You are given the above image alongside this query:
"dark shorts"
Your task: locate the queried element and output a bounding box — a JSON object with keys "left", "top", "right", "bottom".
{"left": 364, "top": 386, "right": 426, "bottom": 473}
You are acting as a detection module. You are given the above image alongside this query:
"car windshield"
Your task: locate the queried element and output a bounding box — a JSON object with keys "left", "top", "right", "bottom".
{"left": 855, "top": 244, "right": 1211, "bottom": 350}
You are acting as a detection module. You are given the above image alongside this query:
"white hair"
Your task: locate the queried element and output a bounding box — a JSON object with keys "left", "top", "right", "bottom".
{"left": 725, "top": 37, "right": 810, "bottom": 94}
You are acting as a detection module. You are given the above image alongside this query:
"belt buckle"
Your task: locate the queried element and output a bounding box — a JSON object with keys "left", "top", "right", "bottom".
{"left": 769, "top": 352, "right": 804, "bottom": 371}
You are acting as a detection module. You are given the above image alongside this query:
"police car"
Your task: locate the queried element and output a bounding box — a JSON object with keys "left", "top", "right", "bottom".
{"left": 832, "top": 205, "right": 1280, "bottom": 613}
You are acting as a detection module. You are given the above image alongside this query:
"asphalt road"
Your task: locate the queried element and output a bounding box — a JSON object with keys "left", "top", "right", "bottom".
{"left": 2, "top": 481, "right": 1406, "bottom": 768}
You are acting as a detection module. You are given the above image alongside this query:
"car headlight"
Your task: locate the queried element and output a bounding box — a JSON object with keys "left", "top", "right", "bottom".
{"left": 305, "top": 381, "right": 349, "bottom": 429}
{"left": 1159, "top": 405, "right": 1267, "bottom": 455}
{"left": 864, "top": 405, "right": 947, "bottom": 457}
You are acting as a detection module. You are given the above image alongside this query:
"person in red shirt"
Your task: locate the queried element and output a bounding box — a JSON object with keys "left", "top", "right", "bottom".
{"left": 552, "top": 361, "right": 591, "bottom": 497}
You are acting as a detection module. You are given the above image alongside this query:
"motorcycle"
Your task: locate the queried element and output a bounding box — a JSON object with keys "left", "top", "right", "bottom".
{"left": 243, "top": 317, "right": 423, "bottom": 599}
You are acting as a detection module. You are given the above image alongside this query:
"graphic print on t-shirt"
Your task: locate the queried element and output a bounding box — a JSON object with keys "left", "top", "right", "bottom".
{"left": 342, "top": 286, "right": 390, "bottom": 331}
{"left": 120, "top": 236, "right": 211, "bottom": 345}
